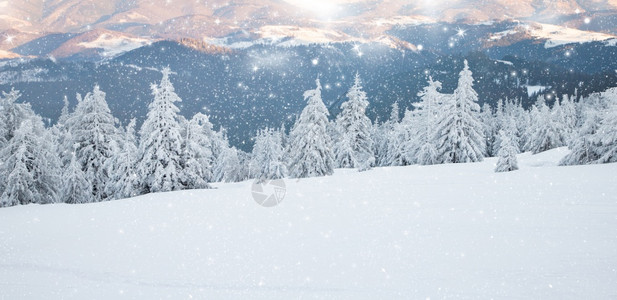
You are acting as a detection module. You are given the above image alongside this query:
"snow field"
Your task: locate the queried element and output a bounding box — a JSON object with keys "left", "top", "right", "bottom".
{"left": 0, "top": 148, "right": 616, "bottom": 299}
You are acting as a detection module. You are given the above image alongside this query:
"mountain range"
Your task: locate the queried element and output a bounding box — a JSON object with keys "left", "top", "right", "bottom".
{"left": 2, "top": 0, "right": 617, "bottom": 59}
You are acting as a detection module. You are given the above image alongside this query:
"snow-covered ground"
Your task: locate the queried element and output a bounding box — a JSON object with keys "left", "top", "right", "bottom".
{"left": 77, "top": 33, "right": 152, "bottom": 58}
{"left": 1, "top": 148, "right": 616, "bottom": 299}
{"left": 489, "top": 23, "right": 616, "bottom": 48}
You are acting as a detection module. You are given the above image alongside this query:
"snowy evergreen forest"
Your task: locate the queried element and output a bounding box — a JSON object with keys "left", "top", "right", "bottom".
{"left": 1, "top": 60, "right": 616, "bottom": 207}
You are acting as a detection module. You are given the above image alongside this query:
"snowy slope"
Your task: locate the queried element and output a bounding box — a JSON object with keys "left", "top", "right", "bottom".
{"left": 76, "top": 33, "right": 152, "bottom": 58}
{"left": 1, "top": 148, "right": 616, "bottom": 299}
{"left": 0, "top": 49, "right": 19, "bottom": 59}
{"left": 489, "top": 23, "right": 617, "bottom": 48}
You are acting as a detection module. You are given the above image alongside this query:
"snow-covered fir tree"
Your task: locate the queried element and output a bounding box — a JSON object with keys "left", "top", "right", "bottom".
{"left": 279, "top": 123, "right": 288, "bottom": 149}
{"left": 236, "top": 150, "right": 252, "bottom": 181}
{"left": 58, "top": 94, "right": 85, "bottom": 167}
{"left": 333, "top": 73, "right": 375, "bottom": 170}
{"left": 287, "top": 78, "right": 335, "bottom": 178}
{"left": 181, "top": 113, "right": 214, "bottom": 189}
{"left": 561, "top": 94, "right": 578, "bottom": 144}
{"left": 136, "top": 68, "right": 186, "bottom": 193}
{"left": 414, "top": 77, "right": 443, "bottom": 165}
{"left": 37, "top": 129, "right": 63, "bottom": 203}
{"left": 371, "top": 122, "right": 384, "bottom": 166}
{"left": 0, "top": 106, "right": 7, "bottom": 149}
{"left": 494, "top": 128, "right": 519, "bottom": 173}
{"left": 210, "top": 128, "right": 232, "bottom": 182}
{"left": 65, "top": 85, "right": 119, "bottom": 202}
{"left": 251, "top": 128, "right": 287, "bottom": 182}
{"left": 374, "top": 102, "right": 399, "bottom": 166}
{"left": 559, "top": 92, "right": 604, "bottom": 166}
{"left": 49, "top": 95, "right": 72, "bottom": 166}
{"left": 333, "top": 128, "right": 354, "bottom": 168}
{"left": 551, "top": 98, "right": 569, "bottom": 143}
{"left": 0, "top": 119, "right": 60, "bottom": 206}
{"left": 594, "top": 88, "right": 617, "bottom": 163}
{"left": 398, "top": 109, "right": 422, "bottom": 166}
{"left": 493, "top": 99, "right": 506, "bottom": 151}
{"left": 384, "top": 108, "right": 415, "bottom": 166}
{"left": 62, "top": 148, "right": 93, "bottom": 204}
{"left": 327, "top": 120, "right": 342, "bottom": 164}
{"left": 105, "top": 119, "right": 140, "bottom": 200}
{"left": 508, "top": 98, "right": 529, "bottom": 151}
{"left": 0, "top": 140, "right": 35, "bottom": 207}
{"left": 524, "top": 96, "right": 567, "bottom": 154}
{"left": 211, "top": 127, "right": 230, "bottom": 166}
{"left": 58, "top": 95, "right": 70, "bottom": 124}
{"left": 434, "top": 60, "right": 486, "bottom": 163}
{"left": 480, "top": 102, "right": 497, "bottom": 157}
{"left": 0, "top": 89, "right": 38, "bottom": 142}
{"left": 0, "top": 89, "right": 61, "bottom": 206}
{"left": 213, "top": 146, "right": 243, "bottom": 183}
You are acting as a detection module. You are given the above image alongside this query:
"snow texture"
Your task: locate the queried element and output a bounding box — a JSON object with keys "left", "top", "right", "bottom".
{"left": 0, "top": 148, "right": 616, "bottom": 299}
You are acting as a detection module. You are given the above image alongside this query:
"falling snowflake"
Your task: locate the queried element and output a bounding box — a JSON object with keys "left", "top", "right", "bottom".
{"left": 456, "top": 27, "right": 467, "bottom": 38}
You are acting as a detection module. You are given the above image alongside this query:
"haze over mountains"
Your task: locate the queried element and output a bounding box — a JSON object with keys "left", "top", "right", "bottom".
{"left": 2, "top": 0, "right": 617, "bottom": 58}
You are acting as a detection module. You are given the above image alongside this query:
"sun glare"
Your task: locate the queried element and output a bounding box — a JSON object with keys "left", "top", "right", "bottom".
{"left": 285, "top": 0, "right": 342, "bottom": 19}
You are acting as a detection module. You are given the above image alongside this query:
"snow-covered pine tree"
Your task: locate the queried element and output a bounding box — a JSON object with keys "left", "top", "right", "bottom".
{"left": 105, "top": 119, "right": 140, "bottom": 200}
{"left": 213, "top": 146, "right": 243, "bottom": 183}
{"left": 251, "top": 128, "right": 288, "bottom": 182}
{"left": 136, "top": 68, "right": 186, "bottom": 193}
{"left": 236, "top": 150, "right": 252, "bottom": 181}
{"left": 279, "top": 122, "right": 288, "bottom": 149}
{"left": 0, "top": 88, "right": 39, "bottom": 142}
{"left": 374, "top": 102, "right": 399, "bottom": 166}
{"left": 0, "top": 89, "right": 61, "bottom": 205}
{"left": 414, "top": 77, "right": 443, "bottom": 165}
{"left": 65, "top": 85, "right": 119, "bottom": 202}
{"left": 595, "top": 88, "right": 617, "bottom": 163}
{"left": 0, "top": 90, "right": 10, "bottom": 148}
{"left": 525, "top": 96, "right": 567, "bottom": 154}
{"left": 480, "top": 103, "right": 494, "bottom": 156}
{"left": 371, "top": 121, "right": 384, "bottom": 166}
{"left": 551, "top": 98, "right": 569, "bottom": 144}
{"left": 58, "top": 94, "right": 86, "bottom": 167}
{"left": 287, "top": 78, "right": 335, "bottom": 178}
{"left": 0, "top": 141, "right": 34, "bottom": 207}
{"left": 181, "top": 113, "right": 214, "bottom": 189}
{"left": 398, "top": 109, "right": 422, "bottom": 166}
{"left": 334, "top": 132, "right": 355, "bottom": 168}
{"left": 62, "top": 149, "right": 93, "bottom": 204}
{"left": 333, "top": 73, "right": 375, "bottom": 170}
{"left": 212, "top": 127, "right": 230, "bottom": 161}
{"left": 384, "top": 108, "right": 415, "bottom": 166}
{"left": 210, "top": 128, "right": 232, "bottom": 182}
{"left": 559, "top": 92, "right": 604, "bottom": 165}
{"left": 511, "top": 98, "right": 530, "bottom": 151}
{"left": 0, "top": 119, "right": 60, "bottom": 206}
{"left": 49, "top": 95, "right": 72, "bottom": 166}
{"left": 434, "top": 60, "right": 486, "bottom": 163}
{"left": 0, "top": 109, "right": 6, "bottom": 149}
{"left": 58, "top": 95, "right": 71, "bottom": 126}
{"left": 36, "top": 129, "right": 62, "bottom": 203}
{"left": 486, "top": 101, "right": 504, "bottom": 157}
{"left": 495, "top": 128, "right": 519, "bottom": 173}
{"left": 327, "top": 120, "right": 343, "bottom": 167}
{"left": 560, "top": 94, "right": 578, "bottom": 145}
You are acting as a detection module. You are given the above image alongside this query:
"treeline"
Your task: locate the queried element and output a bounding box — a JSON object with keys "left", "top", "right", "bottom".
{"left": 1, "top": 62, "right": 616, "bottom": 207}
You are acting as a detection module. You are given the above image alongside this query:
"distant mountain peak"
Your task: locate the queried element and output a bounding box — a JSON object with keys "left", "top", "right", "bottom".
{"left": 2, "top": 0, "right": 617, "bottom": 59}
